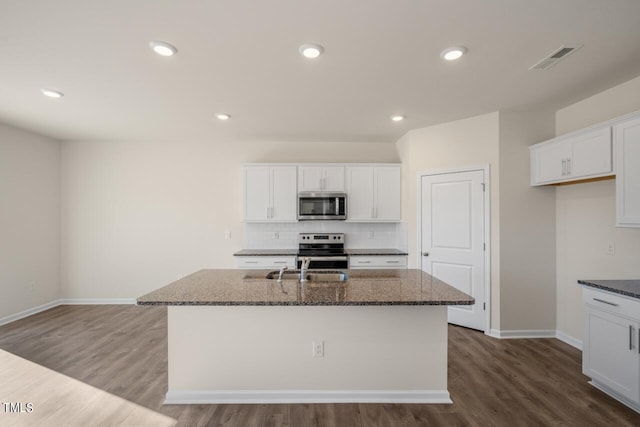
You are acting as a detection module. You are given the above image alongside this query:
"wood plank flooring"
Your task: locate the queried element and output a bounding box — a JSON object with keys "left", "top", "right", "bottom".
{"left": 0, "top": 305, "right": 638, "bottom": 426}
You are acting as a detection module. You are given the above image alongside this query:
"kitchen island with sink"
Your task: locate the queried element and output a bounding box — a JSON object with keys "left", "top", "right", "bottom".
{"left": 137, "top": 269, "right": 473, "bottom": 404}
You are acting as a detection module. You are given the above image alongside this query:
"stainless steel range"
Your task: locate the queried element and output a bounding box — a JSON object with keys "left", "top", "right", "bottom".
{"left": 297, "top": 233, "right": 348, "bottom": 269}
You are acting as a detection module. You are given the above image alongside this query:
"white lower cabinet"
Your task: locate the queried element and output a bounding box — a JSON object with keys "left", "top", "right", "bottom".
{"left": 349, "top": 255, "right": 407, "bottom": 269}
{"left": 582, "top": 287, "right": 640, "bottom": 412}
{"left": 235, "top": 256, "right": 296, "bottom": 269}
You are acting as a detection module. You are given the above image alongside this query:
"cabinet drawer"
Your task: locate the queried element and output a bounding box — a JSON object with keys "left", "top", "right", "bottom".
{"left": 349, "top": 255, "right": 407, "bottom": 269}
{"left": 235, "top": 256, "right": 296, "bottom": 269}
{"left": 583, "top": 287, "right": 640, "bottom": 320}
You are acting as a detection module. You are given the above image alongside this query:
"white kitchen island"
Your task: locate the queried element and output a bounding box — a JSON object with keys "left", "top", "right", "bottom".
{"left": 137, "top": 269, "right": 473, "bottom": 404}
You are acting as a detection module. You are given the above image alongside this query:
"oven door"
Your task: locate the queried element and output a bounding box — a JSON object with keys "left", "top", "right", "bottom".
{"left": 297, "top": 256, "right": 349, "bottom": 270}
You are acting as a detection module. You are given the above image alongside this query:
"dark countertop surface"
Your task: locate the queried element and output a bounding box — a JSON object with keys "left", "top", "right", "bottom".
{"left": 234, "top": 249, "right": 408, "bottom": 256}
{"left": 233, "top": 249, "right": 299, "bottom": 256}
{"left": 578, "top": 279, "right": 640, "bottom": 300}
{"left": 345, "top": 249, "right": 408, "bottom": 256}
{"left": 137, "top": 269, "right": 474, "bottom": 307}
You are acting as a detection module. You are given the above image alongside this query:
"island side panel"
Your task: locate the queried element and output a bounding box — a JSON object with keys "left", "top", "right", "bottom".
{"left": 166, "top": 305, "right": 449, "bottom": 404}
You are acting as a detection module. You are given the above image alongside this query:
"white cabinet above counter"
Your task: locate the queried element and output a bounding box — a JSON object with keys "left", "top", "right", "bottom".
{"left": 243, "top": 163, "right": 401, "bottom": 223}
{"left": 346, "top": 165, "right": 401, "bottom": 222}
{"left": 615, "top": 115, "right": 640, "bottom": 227}
{"left": 529, "top": 110, "right": 640, "bottom": 228}
{"left": 243, "top": 166, "right": 297, "bottom": 222}
{"left": 530, "top": 126, "right": 613, "bottom": 186}
{"left": 298, "top": 165, "right": 345, "bottom": 192}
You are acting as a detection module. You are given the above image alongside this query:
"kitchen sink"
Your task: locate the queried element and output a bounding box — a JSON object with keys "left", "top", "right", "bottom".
{"left": 305, "top": 272, "right": 348, "bottom": 282}
{"left": 262, "top": 270, "right": 348, "bottom": 282}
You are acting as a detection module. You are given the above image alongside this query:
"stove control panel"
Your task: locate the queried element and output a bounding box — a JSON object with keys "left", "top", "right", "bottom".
{"left": 298, "top": 233, "right": 344, "bottom": 243}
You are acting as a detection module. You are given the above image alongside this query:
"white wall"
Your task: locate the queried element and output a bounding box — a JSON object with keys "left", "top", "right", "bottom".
{"left": 395, "top": 112, "right": 502, "bottom": 329}
{"left": 60, "top": 140, "right": 399, "bottom": 299}
{"left": 396, "top": 111, "right": 558, "bottom": 333}
{"left": 498, "top": 112, "right": 556, "bottom": 331}
{"left": 555, "top": 75, "right": 640, "bottom": 342}
{"left": 0, "top": 123, "right": 60, "bottom": 321}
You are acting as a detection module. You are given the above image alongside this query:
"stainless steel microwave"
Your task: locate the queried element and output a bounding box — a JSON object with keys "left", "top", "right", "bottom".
{"left": 297, "top": 192, "right": 347, "bottom": 220}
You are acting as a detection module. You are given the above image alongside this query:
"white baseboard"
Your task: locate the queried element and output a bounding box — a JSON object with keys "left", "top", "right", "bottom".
{"left": 489, "top": 329, "right": 557, "bottom": 339}
{"left": 488, "top": 329, "right": 583, "bottom": 350}
{"left": 0, "top": 299, "right": 62, "bottom": 326}
{"left": 555, "top": 331, "right": 582, "bottom": 350}
{"left": 58, "top": 298, "right": 137, "bottom": 305}
{"left": 0, "top": 298, "right": 137, "bottom": 326}
{"left": 165, "top": 389, "right": 452, "bottom": 405}
{"left": 589, "top": 381, "right": 640, "bottom": 414}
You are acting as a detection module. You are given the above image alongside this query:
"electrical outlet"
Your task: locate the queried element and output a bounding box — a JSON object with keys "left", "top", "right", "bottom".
{"left": 224, "top": 231, "right": 231, "bottom": 240}
{"left": 273, "top": 231, "right": 279, "bottom": 239}
{"left": 369, "top": 231, "right": 375, "bottom": 239}
{"left": 606, "top": 242, "right": 615, "bottom": 255}
{"left": 312, "top": 340, "right": 324, "bottom": 358}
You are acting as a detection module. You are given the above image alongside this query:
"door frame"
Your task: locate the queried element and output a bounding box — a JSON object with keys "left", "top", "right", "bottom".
{"left": 417, "top": 165, "right": 492, "bottom": 334}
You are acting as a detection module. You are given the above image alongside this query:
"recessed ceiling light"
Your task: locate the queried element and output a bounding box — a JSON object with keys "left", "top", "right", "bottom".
{"left": 440, "top": 46, "right": 467, "bottom": 61}
{"left": 215, "top": 113, "right": 231, "bottom": 121}
{"left": 149, "top": 41, "right": 178, "bottom": 57}
{"left": 299, "top": 43, "right": 324, "bottom": 59}
{"left": 390, "top": 115, "right": 405, "bottom": 122}
{"left": 41, "top": 88, "right": 64, "bottom": 99}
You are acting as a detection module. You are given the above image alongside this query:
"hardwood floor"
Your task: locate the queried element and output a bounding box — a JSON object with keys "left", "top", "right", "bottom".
{"left": 0, "top": 305, "right": 638, "bottom": 426}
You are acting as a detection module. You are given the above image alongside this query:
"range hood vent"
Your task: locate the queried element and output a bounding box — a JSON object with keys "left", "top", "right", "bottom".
{"left": 529, "top": 44, "right": 583, "bottom": 71}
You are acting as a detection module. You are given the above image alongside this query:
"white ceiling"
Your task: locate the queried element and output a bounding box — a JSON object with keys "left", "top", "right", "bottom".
{"left": 1, "top": 0, "right": 640, "bottom": 143}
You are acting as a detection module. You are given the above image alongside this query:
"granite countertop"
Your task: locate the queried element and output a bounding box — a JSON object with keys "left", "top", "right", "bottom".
{"left": 234, "top": 249, "right": 408, "bottom": 256}
{"left": 137, "top": 269, "right": 474, "bottom": 307}
{"left": 345, "top": 249, "right": 408, "bottom": 256}
{"left": 578, "top": 279, "right": 640, "bottom": 300}
{"left": 233, "top": 249, "right": 299, "bottom": 256}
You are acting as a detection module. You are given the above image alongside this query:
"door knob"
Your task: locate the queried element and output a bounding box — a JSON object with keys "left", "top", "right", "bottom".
{"left": 422, "top": 252, "right": 429, "bottom": 257}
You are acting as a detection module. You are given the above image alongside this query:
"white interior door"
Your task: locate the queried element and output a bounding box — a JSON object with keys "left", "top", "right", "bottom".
{"left": 420, "top": 170, "right": 486, "bottom": 331}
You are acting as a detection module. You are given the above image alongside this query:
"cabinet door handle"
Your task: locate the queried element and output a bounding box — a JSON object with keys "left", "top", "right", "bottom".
{"left": 245, "top": 261, "right": 259, "bottom": 264}
{"left": 423, "top": 252, "right": 429, "bottom": 256}
{"left": 386, "top": 261, "right": 400, "bottom": 264}
{"left": 593, "top": 297, "right": 619, "bottom": 307}
{"left": 567, "top": 158, "right": 572, "bottom": 175}
{"left": 273, "top": 261, "right": 287, "bottom": 264}
{"left": 359, "top": 261, "right": 371, "bottom": 264}
{"left": 630, "top": 325, "right": 634, "bottom": 351}
{"left": 561, "top": 159, "right": 567, "bottom": 176}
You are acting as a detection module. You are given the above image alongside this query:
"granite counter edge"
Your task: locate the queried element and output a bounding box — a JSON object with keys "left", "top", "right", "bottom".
{"left": 137, "top": 299, "right": 474, "bottom": 307}
{"left": 578, "top": 280, "right": 640, "bottom": 300}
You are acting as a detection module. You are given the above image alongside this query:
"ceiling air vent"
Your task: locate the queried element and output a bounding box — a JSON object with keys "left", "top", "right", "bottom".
{"left": 529, "top": 44, "right": 583, "bottom": 71}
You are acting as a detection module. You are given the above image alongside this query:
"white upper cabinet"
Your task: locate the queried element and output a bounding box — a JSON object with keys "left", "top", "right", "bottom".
{"left": 530, "top": 127, "right": 613, "bottom": 186}
{"left": 615, "top": 115, "right": 640, "bottom": 227}
{"left": 243, "top": 166, "right": 297, "bottom": 222}
{"left": 346, "top": 166, "right": 401, "bottom": 222}
{"left": 298, "top": 166, "right": 345, "bottom": 192}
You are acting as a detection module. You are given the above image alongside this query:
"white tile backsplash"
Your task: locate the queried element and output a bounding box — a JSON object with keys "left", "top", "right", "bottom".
{"left": 243, "top": 222, "right": 408, "bottom": 250}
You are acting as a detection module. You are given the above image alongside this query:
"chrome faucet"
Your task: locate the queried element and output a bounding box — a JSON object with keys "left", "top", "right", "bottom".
{"left": 277, "top": 266, "right": 288, "bottom": 282}
{"left": 300, "top": 257, "right": 311, "bottom": 282}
